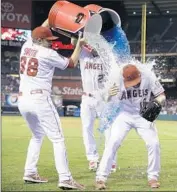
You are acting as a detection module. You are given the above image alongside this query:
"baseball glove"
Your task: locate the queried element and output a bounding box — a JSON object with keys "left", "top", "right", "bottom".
{"left": 140, "top": 100, "right": 162, "bottom": 122}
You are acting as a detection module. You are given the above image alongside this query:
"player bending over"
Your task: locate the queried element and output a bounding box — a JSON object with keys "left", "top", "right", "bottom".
{"left": 95, "top": 63, "right": 166, "bottom": 190}
{"left": 18, "top": 19, "right": 86, "bottom": 190}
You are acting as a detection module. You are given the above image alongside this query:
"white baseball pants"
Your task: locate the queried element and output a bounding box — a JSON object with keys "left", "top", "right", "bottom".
{"left": 96, "top": 111, "right": 160, "bottom": 181}
{"left": 80, "top": 95, "right": 117, "bottom": 165}
{"left": 18, "top": 91, "right": 72, "bottom": 182}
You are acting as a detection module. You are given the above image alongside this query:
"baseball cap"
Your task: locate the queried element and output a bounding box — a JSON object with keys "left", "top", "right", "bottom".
{"left": 32, "top": 26, "right": 59, "bottom": 40}
{"left": 123, "top": 64, "right": 141, "bottom": 88}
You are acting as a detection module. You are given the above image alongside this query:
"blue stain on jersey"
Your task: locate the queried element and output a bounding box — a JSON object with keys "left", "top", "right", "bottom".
{"left": 101, "top": 26, "right": 131, "bottom": 62}
{"left": 98, "top": 101, "right": 121, "bottom": 133}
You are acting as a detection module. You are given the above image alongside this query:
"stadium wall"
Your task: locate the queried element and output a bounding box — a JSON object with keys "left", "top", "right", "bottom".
{"left": 158, "top": 115, "right": 177, "bottom": 121}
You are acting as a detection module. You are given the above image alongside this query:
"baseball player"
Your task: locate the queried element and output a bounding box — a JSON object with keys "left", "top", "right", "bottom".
{"left": 71, "top": 37, "right": 118, "bottom": 172}
{"left": 78, "top": 25, "right": 131, "bottom": 172}
{"left": 95, "top": 63, "right": 166, "bottom": 190}
{"left": 18, "top": 19, "right": 86, "bottom": 190}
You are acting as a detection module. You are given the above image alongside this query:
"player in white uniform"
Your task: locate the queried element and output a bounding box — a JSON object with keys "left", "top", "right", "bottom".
{"left": 71, "top": 37, "right": 117, "bottom": 172}
{"left": 95, "top": 64, "right": 166, "bottom": 190}
{"left": 18, "top": 22, "right": 86, "bottom": 190}
{"left": 78, "top": 44, "right": 118, "bottom": 172}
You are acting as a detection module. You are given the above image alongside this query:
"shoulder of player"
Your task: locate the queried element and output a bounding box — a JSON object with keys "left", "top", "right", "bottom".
{"left": 22, "top": 38, "right": 32, "bottom": 48}
{"left": 36, "top": 46, "right": 57, "bottom": 57}
{"left": 50, "top": 49, "right": 67, "bottom": 58}
{"left": 46, "top": 49, "right": 69, "bottom": 63}
{"left": 20, "top": 38, "right": 33, "bottom": 54}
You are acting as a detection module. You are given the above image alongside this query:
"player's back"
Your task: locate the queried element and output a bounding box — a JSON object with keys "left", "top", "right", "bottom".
{"left": 19, "top": 39, "right": 68, "bottom": 93}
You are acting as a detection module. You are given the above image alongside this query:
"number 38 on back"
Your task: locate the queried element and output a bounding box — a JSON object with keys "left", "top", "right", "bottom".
{"left": 20, "top": 56, "right": 39, "bottom": 77}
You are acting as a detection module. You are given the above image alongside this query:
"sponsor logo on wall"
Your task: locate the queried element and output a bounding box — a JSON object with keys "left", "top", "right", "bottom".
{"left": 1, "top": 40, "right": 24, "bottom": 47}
{"left": 1, "top": 0, "right": 31, "bottom": 29}
{"left": 5, "top": 93, "right": 19, "bottom": 107}
{"left": 52, "top": 80, "right": 83, "bottom": 101}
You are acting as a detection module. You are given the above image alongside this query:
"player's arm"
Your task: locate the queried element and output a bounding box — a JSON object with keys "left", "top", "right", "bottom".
{"left": 41, "top": 19, "right": 87, "bottom": 68}
{"left": 49, "top": 35, "right": 86, "bottom": 70}
{"left": 154, "top": 92, "right": 166, "bottom": 105}
{"left": 150, "top": 71, "right": 166, "bottom": 105}
{"left": 68, "top": 33, "right": 86, "bottom": 68}
{"left": 150, "top": 72, "right": 165, "bottom": 97}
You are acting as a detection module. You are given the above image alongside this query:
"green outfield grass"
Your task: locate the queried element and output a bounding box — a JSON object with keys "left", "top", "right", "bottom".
{"left": 2, "top": 116, "right": 177, "bottom": 191}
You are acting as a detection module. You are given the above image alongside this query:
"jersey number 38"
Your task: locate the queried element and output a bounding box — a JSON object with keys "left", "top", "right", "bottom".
{"left": 20, "top": 56, "right": 38, "bottom": 77}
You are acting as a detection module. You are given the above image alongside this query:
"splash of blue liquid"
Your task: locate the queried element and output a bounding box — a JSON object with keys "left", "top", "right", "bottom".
{"left": 98, "top": 25, "right": 130, "bottom": 133}
{"left": 98, "top": 101, "right": 121, "bottom": 133}
{"left": 101, "top": 25, "right": 131, "bottom": 62}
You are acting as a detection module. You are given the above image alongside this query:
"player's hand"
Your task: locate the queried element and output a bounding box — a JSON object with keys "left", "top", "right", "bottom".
{"left": 108, "top": 83, "right": 119, "bottom": 97}
{"left": 79, "top": 38, "right": 87, "bottom": 47}
{"left": 77, "top": 32, "right": 87, "bottom": 47}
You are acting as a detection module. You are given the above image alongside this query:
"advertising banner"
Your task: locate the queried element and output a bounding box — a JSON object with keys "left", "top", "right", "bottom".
{"left": 5, "top": 93, "right": 19, "bottom": 107}
{"left": 1, "top": 40, "right": 24, "bottom": 47}
{"left": 52, "top": 80, "right": 83, "bottom": 101}
{"left": 1, "top": 27, "right": 31, "bottom": 41}
{"left": 2, "top": 93, "right": 64, "bottom": 108}
{"left": 1, "top": 0, "right": 32, "bottom": 29}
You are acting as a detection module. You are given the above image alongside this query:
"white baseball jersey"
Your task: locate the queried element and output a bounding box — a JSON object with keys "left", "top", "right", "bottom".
{"left": 119, "top": 65, "right": 164, "bottom": 114}
{"left": 80, "top": 47, "right": 104, "bottom": 93}
{"left": 19, "top": 38, "right": 69, "bottom": 93}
